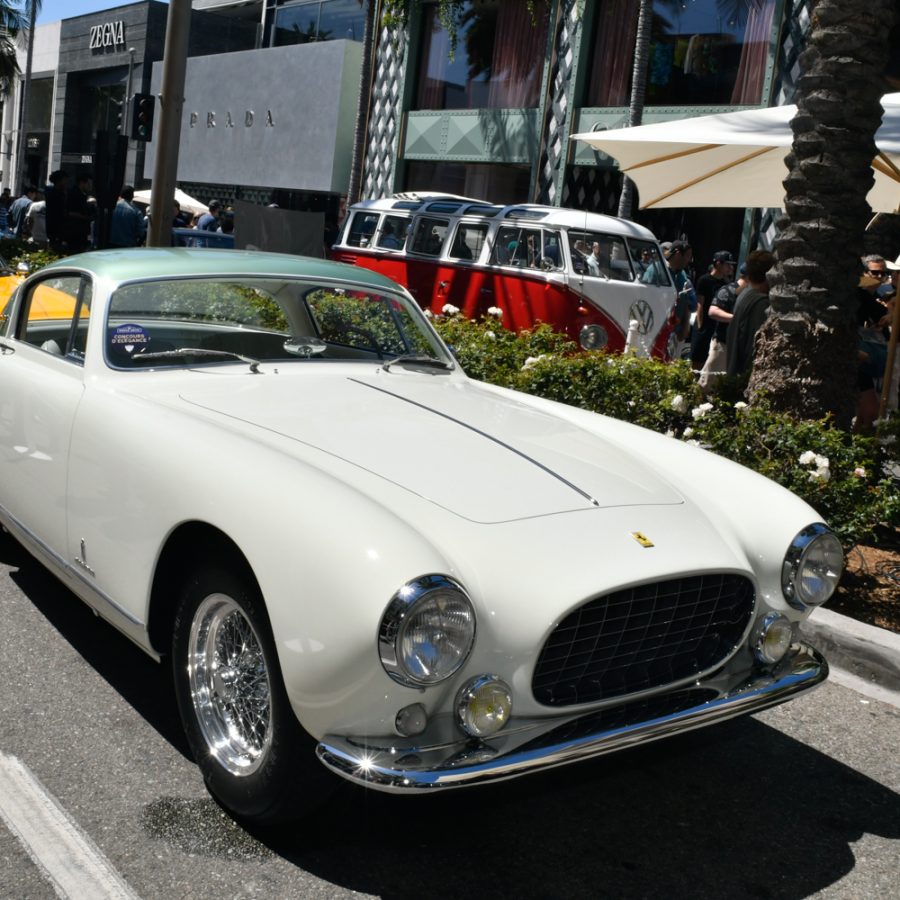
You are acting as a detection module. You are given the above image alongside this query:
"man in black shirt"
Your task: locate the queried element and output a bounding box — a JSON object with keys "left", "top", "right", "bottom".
{"left": 691, "top": 250, "right": 735, "bottom": 371}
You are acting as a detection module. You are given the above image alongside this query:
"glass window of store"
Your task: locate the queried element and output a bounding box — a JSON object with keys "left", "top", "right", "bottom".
{"left": 404, "top": 161, "right": 531, "bottom": 206}
{"left": 271, "top": 0, "right": 365, "bottom": 46}
{"left": 414, "top": 0, "right": 550, "bottom": 110}
{"left": 587, "top": 0, "right": 779, "bottom": 107}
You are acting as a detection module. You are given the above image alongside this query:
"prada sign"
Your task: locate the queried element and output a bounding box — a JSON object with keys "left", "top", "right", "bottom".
{"left": 190, "top": 110, "right": 276, "bottom": 129}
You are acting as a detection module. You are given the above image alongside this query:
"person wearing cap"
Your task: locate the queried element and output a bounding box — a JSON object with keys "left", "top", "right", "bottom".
{"left": 701, "top": 261, "right": 747, "bottom": 389}
{"left": 196, "top": 199, "right": 221, "bottom": 232}
{"left": 692, "top": 250, "right": 735, "bottom": 372}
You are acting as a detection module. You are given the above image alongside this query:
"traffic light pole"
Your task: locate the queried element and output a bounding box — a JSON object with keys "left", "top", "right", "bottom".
{"left": 148, "top": 0, "right": 191, "bottom": 247}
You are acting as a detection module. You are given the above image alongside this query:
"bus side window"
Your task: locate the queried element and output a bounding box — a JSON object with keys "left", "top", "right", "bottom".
{"left": 347, "top": 212, "right": 380, "bottom": 248}
{"left": 631, "top": 240, "right": 670, "bottom": 286}
{"left": 410, "top": 217, "right": 449, "bottom": 256}
{"left": 377, "top": 215, "right": 409, "bottom": 251}
{"left": 449, "top": 223, "right": 488, "bottom": 261}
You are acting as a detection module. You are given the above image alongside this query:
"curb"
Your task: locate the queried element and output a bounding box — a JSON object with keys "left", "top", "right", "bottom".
{"left": 800, "top": 606, "right": 900, "bottom": 694}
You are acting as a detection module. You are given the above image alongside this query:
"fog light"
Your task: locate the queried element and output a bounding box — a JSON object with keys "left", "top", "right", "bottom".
{"left": 456, "top": 675, "right": 512, "bottom": 738}
{"left": 580, "top": 324, "right": 608, "bottom": 350}
{"left": 395, "top": 703, "right": 428, "bottom": 737}
{"left": 753, "top": 613, "right": 794, "bottom": 665}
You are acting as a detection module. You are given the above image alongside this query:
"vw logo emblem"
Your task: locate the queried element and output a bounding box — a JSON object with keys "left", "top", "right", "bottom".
{"left": 629, "top": 300, "right": 654, "bottom": 335}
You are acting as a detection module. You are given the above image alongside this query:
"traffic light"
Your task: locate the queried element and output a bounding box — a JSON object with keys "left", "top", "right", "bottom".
{"left": 130, "top": 93, "right": 155, "bottom": 142}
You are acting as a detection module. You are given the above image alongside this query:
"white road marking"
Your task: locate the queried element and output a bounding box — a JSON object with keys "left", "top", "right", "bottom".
{"left": 0, "top": 752, "right": 140, "bottom": 899}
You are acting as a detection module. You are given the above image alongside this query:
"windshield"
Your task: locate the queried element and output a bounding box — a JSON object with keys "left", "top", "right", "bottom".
{"left": 105, "top": 277, "right": 449, "bottom": 370}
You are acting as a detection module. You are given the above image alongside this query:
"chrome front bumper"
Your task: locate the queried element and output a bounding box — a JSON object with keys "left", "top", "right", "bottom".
{"left": 316, "top": 643, "right": 827, "bottom": 793}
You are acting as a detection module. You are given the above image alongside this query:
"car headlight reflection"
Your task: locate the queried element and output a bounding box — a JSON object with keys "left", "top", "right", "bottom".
{"left": 579, "top": 324, "right": 608, "bottom": 351}
{"left": 782, "top": 524, "right": 843, "bottom": 610}
{"left": 379, "top": 575, "right": 475, "bottom": 687}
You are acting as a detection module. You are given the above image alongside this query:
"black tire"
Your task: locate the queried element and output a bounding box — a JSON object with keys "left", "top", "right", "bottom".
{"left": 172, "top": 563, "right": 335, "bottom": 824}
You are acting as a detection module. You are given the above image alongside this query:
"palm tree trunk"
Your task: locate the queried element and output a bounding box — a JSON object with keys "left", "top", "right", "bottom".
{"left": 13, "top": 0, "right": 36, "bottom": 195}
{"left": 748, "top": 0, "right": 898, "bottom": 426}
{"left": 347, "top": 0, "right": 376, "bottom": 206}
{"left": 617, "top": 0, "right": 652, "bottom": 221}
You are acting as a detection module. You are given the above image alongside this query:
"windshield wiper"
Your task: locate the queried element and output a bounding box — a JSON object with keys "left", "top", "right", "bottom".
{"left": 134, "top": 347, "right": 262, "bottom": 373}
{"left": 382, "top": 354, "right": 453, "bottom": 373}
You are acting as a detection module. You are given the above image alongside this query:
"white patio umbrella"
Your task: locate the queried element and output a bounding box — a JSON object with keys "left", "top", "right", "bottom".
{"left": 132, "top": 187, "right": 209, "bottom": 217}
{"left": 572, "top": 93, "right": 900, "bottom": 213}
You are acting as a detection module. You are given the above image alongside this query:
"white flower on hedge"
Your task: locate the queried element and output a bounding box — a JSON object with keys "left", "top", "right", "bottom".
{"left": 685, "top": 439, "right": 701, "bottom": 447}
{"left": 808, "top": 468, "right": 831, "bottom": 482}
{"left": 485, "top": 331, "right": 496, "bottom": 340}
{"left": 665, "top": 430, "right": 675, "bottom": 438}
{"left": 671, "top": 394, "right": 686, "bottom": 413}
{"left": 853, "top": 467, "right": 866, "bottom": 478}
{"left": 691, "top": 402, "right": 713, "bottom": 419}
{"left": 682, "top": 427, "right": 694, "bottom": 438}
{"left": 734, "top": 401, "right": 748, "bottom": 411}
{"left": 441, "top": 303, "right": 460, "bottom": 316}
{"left": 423, "top": 309, "right": 434, "bottom": 318}
{"left": 627, "top": 400, "right": 635, "bottom": 407}
{"left": 798, "top": 450, "right": 817, "bottom": 466}
{"left": 814, "top": 454, "right": 829, "bottom": 470}
{"left": 487, "top": 306, "right": 503, "bottom": 318}
{"left": 522, "top": 354, "right": 548, "bottom": 371}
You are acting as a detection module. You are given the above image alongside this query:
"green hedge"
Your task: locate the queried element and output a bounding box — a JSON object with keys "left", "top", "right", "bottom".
{"left": 434, "top": 312, "right": 900, "bottom": 548}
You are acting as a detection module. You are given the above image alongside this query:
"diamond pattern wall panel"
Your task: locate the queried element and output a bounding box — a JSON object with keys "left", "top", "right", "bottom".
{"left": 538, "top": 0, "right": 581, "bottom": 205}
{"left": 561, "top": 166, "right": 623, "bottom": 215}
{"left": 363, "top": 22, "right": 407, "bottom": 200}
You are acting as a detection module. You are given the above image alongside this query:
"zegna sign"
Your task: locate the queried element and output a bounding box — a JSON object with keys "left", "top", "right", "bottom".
{"left": 89, "top": 20, "right": 125, "bottom": 50}
{"left": 189, "top": 110, "right": 276, "bottom": 128}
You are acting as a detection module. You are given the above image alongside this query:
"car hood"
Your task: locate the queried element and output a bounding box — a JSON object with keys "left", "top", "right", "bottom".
{"left": 178, "top": 373, "right": 685, "bottom": 523}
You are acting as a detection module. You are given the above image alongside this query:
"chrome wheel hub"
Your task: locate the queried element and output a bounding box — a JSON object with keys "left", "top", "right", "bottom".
{"left": 187, "top": 593, "right": 272, "bottom": 776}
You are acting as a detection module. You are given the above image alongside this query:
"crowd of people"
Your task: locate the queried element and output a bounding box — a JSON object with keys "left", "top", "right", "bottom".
{"left": 657, "top": 238, "right": 898, "bottom": 427}
{"left": 0, "top": 176, "right": 235, "bottom": 252}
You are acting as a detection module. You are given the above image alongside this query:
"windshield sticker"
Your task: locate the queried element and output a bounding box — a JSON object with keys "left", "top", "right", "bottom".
{"left": 111, "top": 323, "right": 148, "bottom": 354}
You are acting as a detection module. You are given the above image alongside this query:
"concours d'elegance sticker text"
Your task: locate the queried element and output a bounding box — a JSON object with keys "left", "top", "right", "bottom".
{"left": 111, "top": 324, "right": 149, "bottom": 354}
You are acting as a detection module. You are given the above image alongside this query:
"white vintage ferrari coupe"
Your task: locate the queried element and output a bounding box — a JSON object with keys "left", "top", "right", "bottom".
{"left": 0, "top": 249, "right": 840, "bottom": 824}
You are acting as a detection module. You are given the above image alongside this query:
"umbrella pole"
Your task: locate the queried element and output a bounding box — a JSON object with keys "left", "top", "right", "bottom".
{"left": 878, "top": 294, "right": 899, "bottom": 419}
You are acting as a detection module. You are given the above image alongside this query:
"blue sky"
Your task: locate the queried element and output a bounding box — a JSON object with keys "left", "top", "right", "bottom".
{"left": 37, "top": 1, "right": 168, "bottom": 26}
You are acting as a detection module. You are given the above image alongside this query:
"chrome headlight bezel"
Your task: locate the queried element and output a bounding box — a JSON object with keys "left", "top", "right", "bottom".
{"left": 752, "top": 612, "right": 794, "bottom": 665}
{"left": 781, "top": 524, "right": 843, "bottom": 610}
{"left": 379, "top": 575, "right": 476, "bottom": 688}
{"left": 579, "top": 324, "right": 609, "bottom": 351}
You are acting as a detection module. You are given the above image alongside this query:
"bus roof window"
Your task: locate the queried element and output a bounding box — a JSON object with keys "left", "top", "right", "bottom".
{"left": 464, "top": 205, "right": 503, "bottom": 217}
{"left": 391, "top": 200, "right": 424, "bottom": 210}
{"left": 504, "top": 208, "right": 547, "bottom": 221}
{"left": 425, "top": 202, "right": 464, "bottom": 213}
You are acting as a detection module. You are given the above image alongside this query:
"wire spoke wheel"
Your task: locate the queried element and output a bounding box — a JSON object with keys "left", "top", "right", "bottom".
{"left": 187, "top": 593, "right": 273, "bottom": 776}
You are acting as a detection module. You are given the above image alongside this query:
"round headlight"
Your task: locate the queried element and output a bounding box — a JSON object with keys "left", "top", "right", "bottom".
{"left": 753, "top": 613, "right": 794, "bottom": 665}
{"left": 782, "top": 524, "right": 843, "bottom": 609}
{"left": 456, "top": 675, "right": 512, "bottom": 738}
{"left": 580, "top": 324, "right": 608, "bottom": 351}
{"left": 379, "top": 575, "right": 475, "bottom": 687}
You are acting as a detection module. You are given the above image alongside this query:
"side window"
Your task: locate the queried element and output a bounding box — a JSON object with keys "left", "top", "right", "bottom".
{"left": 448, "top": 223, "right": 488, "bottom": 261}
{"left": 376, "top": 215, "right": 410, "bottom": 251}
{"left": 19, "top": 275, "right": 91, "bottom": 362}
{"left": 346, "top": 212, "right": 380, "bottom": 248}
{"left": 569, "top": 231, "right": 634, "bottom": 281}
{"left": 409, "top": 217, "right": 450, "bottom": 256}
{"left": 631, "top": 240, "right": 671, "bottom": 287}
{"left": 490, "top": 226, "right": 544, "bottom": 268}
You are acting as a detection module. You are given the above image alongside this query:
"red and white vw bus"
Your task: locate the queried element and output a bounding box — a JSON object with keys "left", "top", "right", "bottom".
{"left": 331, "top": 194, "right": 677, "bottom": 357}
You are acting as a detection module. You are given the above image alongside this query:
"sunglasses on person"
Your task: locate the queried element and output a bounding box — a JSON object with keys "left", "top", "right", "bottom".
{"left": 866, "top": 268, "right": 889, "bottom": 278}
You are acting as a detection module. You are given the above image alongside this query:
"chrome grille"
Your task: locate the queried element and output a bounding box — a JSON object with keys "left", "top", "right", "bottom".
{"left": 532, "top": 574, "right": 754, "bottom": 707}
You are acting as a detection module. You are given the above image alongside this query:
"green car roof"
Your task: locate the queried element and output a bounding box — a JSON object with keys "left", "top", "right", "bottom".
{"left": 43, "top": 247, "right": 403, "bottom": 292}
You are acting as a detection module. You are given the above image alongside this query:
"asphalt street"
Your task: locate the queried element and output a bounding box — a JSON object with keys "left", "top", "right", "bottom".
{"left": 1, "top": 530, "right": 898, "bottom": 900}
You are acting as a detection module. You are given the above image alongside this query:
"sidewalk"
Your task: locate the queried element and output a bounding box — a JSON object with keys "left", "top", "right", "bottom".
{"left": 800, "top": 606, "right": 900, "bottom": 706}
